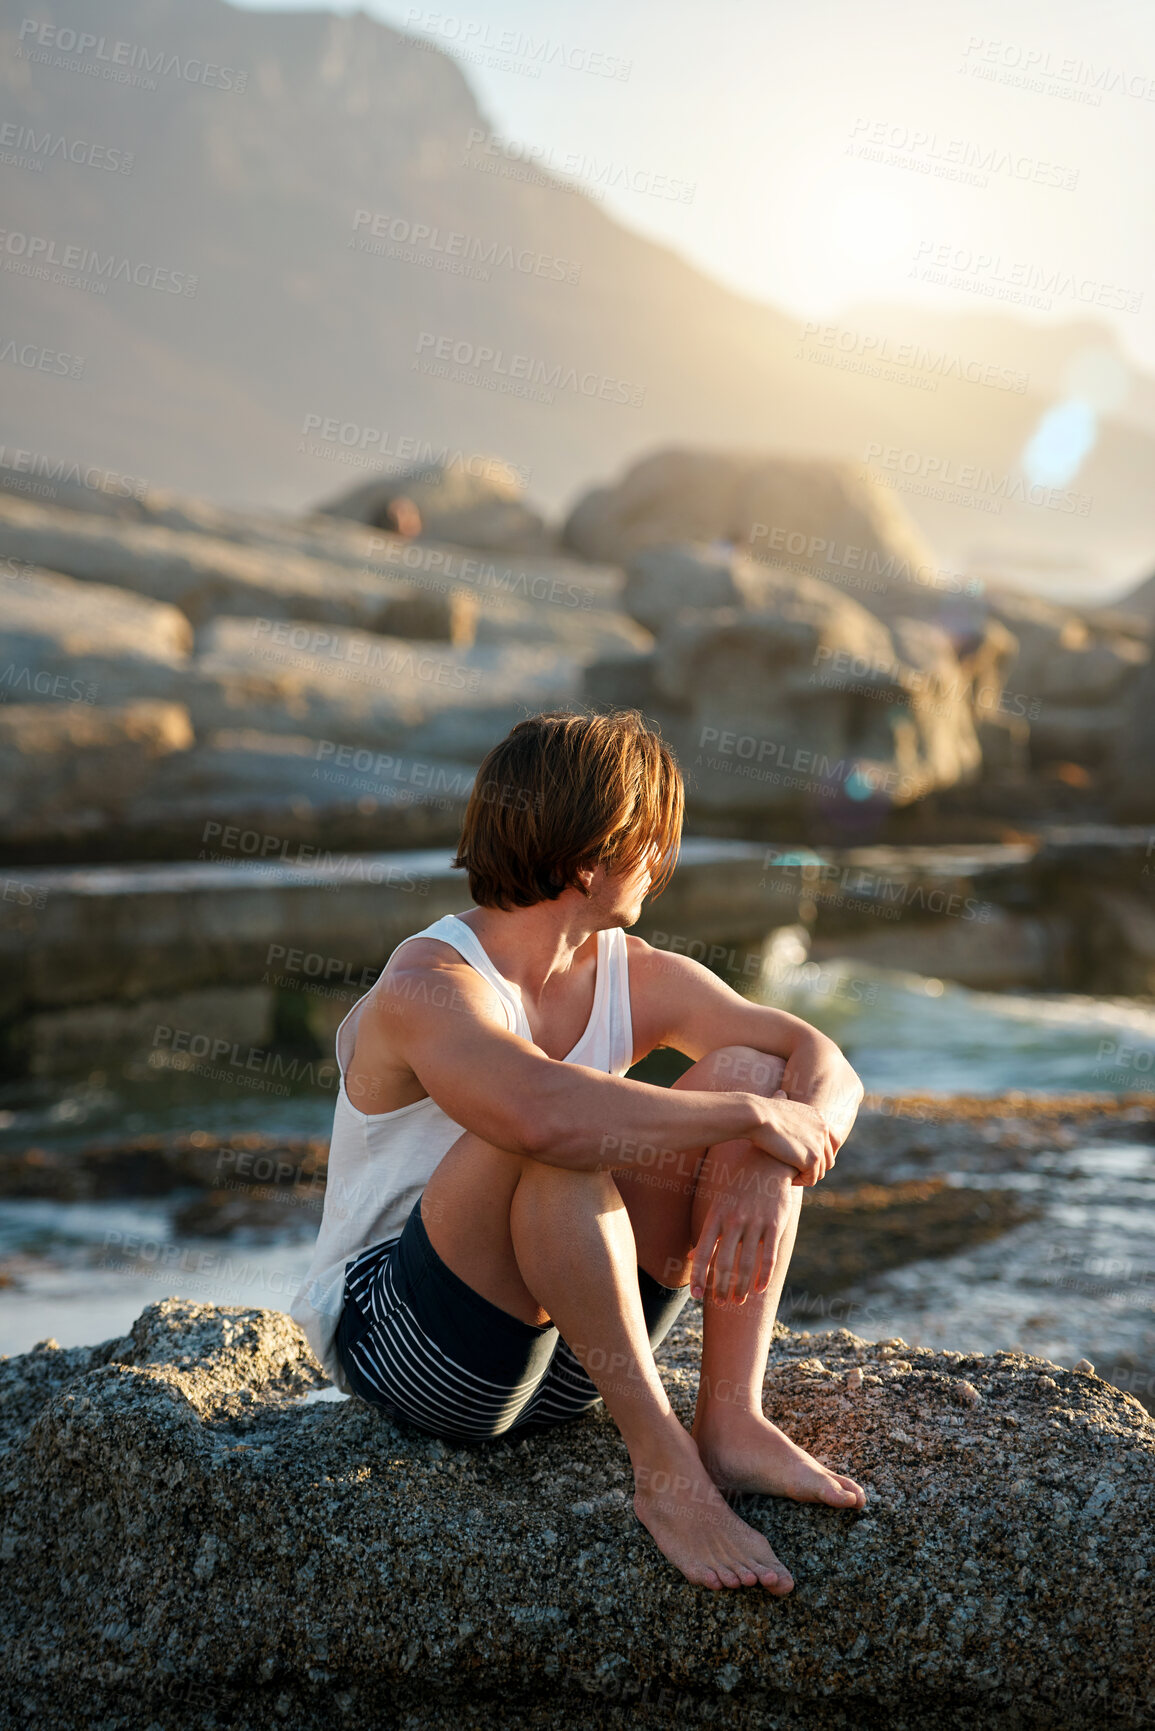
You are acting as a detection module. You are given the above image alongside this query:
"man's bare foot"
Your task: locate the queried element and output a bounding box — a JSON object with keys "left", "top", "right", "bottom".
{"left": 693, "top": 1408, "right": 866, "bottom": 1509}
{"left": 631, "top": 1424, "right": 795, "bottom": 1594}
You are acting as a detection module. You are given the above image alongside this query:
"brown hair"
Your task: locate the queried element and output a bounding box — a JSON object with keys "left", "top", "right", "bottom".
{"left": 452, "top": 710, "right": 684, "bottom": 909}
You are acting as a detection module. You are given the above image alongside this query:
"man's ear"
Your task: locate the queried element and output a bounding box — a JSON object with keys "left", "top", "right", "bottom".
{"left": 575, "top": 863, "right": 597, "bottom": 891}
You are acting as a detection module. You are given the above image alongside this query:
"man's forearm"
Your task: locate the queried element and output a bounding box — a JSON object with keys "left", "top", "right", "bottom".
{"left": 526, "top": 1067, "right": 767, "bottom": 1172}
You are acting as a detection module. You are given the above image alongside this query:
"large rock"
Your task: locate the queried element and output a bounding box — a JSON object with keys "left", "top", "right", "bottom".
{"left": 1, "top": 1297, "right": 1152, "bottom": 1729}
{"left": 1, "top": 563, "right": 192, "bottom": 706}
{"left": 0, "top": 495, "right": 472, "bottom": 638}
{"left": 188, "top": 616, "right": 583, "bottom": 754}
{"left": 986, "top": 589, "right": 1148, "bottom": 766}
{"left": 612, "top": 567, "right": 984, "bottom": 818}
{"left": 622, "top": 542, "right": 791, "bottom": 637}
{"left": 0, "top": 700, "right": 194, "bottom": 846}
{"left": 9, "top": 985, "right": 275, "bottom": 1080}
{"left": 93, "top": 732, "right": 477, "bottom": 867}
{"left": 315, "top": 456, "right": 551, "bottom": 554}
{"left": 564, "top": 450, "right": 983, "bottom": 631}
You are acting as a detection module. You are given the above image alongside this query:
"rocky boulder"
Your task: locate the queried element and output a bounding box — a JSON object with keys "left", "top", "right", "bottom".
{"left": 1, "top": 563, "right": 192, "bottom": 707}
{"left": 986, "top": 589, "right": 1149, "bottom": 767}
{"left": 0, "top": 495, "right": 472, "bottom": 638}
{"left": 315, "top": 456, "right": 551, "bottom": 554}
{"left": 0, "top": 700, "right": 194, "bottom": 847}
{"left": 1, "top": 1296, "right": 1151, "bottom": 1729}
{"left": 564, "top": 449, "right": 983, "bottom": 632}
{"left": 596, "top": 564, "right": 984, "bottom": 819}
{"left": 188, "top": 616, "right": 583, "bottom": 756}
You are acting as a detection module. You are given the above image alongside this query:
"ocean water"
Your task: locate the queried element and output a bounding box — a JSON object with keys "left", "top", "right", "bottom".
{"left": 1, "top": 955, "right": 1152, "bottom": 1400}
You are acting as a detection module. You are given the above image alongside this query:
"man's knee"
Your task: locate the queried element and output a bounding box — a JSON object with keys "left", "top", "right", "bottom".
{"left": 694, "top": 1045, "right": 786, "bottom": 1096}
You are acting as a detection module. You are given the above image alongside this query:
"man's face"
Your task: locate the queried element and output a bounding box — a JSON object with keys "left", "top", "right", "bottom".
{"left": 593, "top": 843, "right": 660, "bottom": 926}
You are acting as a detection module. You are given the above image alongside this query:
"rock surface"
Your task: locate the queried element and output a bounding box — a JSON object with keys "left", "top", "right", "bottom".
{"left": 647, "top": 599, "right": 983, "bottom": 819}
{"left": 0, "top": 563, "right": 194, "bottom": 706}
{"left": 0, "top": 699, "right": 195, "bottom": 847}
{"left": 1, "top": 1296, "right": 1151, "bottom": 1729}
{"left": 564, "top": 449, "right": 979, "bottom": 630}
{"left": 315, "top": 456, "right": 552, "bottom": 554}
{"left": 986, "top": 588, "right": 1149, "bottom": 768}
{"left": 0, "top": 494, "right": 465, "bottom": 636}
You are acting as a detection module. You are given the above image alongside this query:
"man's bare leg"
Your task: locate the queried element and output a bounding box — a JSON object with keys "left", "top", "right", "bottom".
{"left": 687, "top": 1135, "right": 865, "bottom": 1507}
{"left": 613, "top": 1047, "right": 865, "bottom": 1509}
{"left": 420, "top": 1132, "right": 793, "bottom": 1592}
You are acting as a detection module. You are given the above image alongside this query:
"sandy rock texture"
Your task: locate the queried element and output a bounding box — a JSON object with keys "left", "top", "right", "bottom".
{"left": 1, "top": 1296, "right": 1151, "bottom": 1730}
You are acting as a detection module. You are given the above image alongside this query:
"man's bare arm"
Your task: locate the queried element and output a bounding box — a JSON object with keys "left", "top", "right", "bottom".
{"left": 363, "top": 954, "right": 834, "bottom": 1183}
{"left": 627, "top": 940, "right": 865, "bottom": 1152}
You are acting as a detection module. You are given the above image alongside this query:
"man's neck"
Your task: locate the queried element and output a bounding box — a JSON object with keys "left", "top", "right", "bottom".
{"left": 459, "top": 894, "right": 605, "bottom": 996}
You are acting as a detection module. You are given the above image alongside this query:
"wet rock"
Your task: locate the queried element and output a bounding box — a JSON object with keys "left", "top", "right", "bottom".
{"left": 786, "top": 1178, "right": 1040, "bottom": 1308}
{"left": 807, "top": 905, "right": 1062, "bottom": 991}
{"left": 1, "top": 1298, "right": 1151, "bottom": 1729}
{"left": 7, "top": 984, "right": 275, "bottom": 1081}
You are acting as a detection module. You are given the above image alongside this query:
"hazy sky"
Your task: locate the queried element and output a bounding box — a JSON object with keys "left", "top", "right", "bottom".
{"left": 236, "top": 0, "right": 1155, "bottom": 373}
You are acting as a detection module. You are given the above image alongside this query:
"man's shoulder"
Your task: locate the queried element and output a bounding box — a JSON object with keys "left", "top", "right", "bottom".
{"left": 365, "top": 936, "right": 500, "bottom": 1024}
{"left": 623, "top": 931, "right": 679, "bottom": 982}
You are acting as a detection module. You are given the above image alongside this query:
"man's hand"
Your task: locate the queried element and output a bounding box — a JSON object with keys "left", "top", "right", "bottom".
{"left": 690, "top": 1146, "right": 799, "bottom": 1304}
{"left": 746, "top": 1092, "right": 834, "bottom": 1186}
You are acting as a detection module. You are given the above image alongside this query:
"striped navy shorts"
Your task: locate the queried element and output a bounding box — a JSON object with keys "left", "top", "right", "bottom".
{"left": 334, "top": 1194, "right": 691, "bottom": 1444}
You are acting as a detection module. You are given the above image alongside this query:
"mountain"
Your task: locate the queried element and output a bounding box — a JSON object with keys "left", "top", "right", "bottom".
{"left": 1, "top": 0, "right": 1153, "bottom": 600}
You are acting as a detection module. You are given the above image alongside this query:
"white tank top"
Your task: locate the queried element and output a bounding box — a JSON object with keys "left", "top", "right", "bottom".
{"left": 290, "top": 912, "right": 636, "bottom": 1391}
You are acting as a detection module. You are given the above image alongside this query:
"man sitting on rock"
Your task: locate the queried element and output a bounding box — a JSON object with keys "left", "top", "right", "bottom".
{"left": 292, "top": 708, "right": 866, "bottom": 1593}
